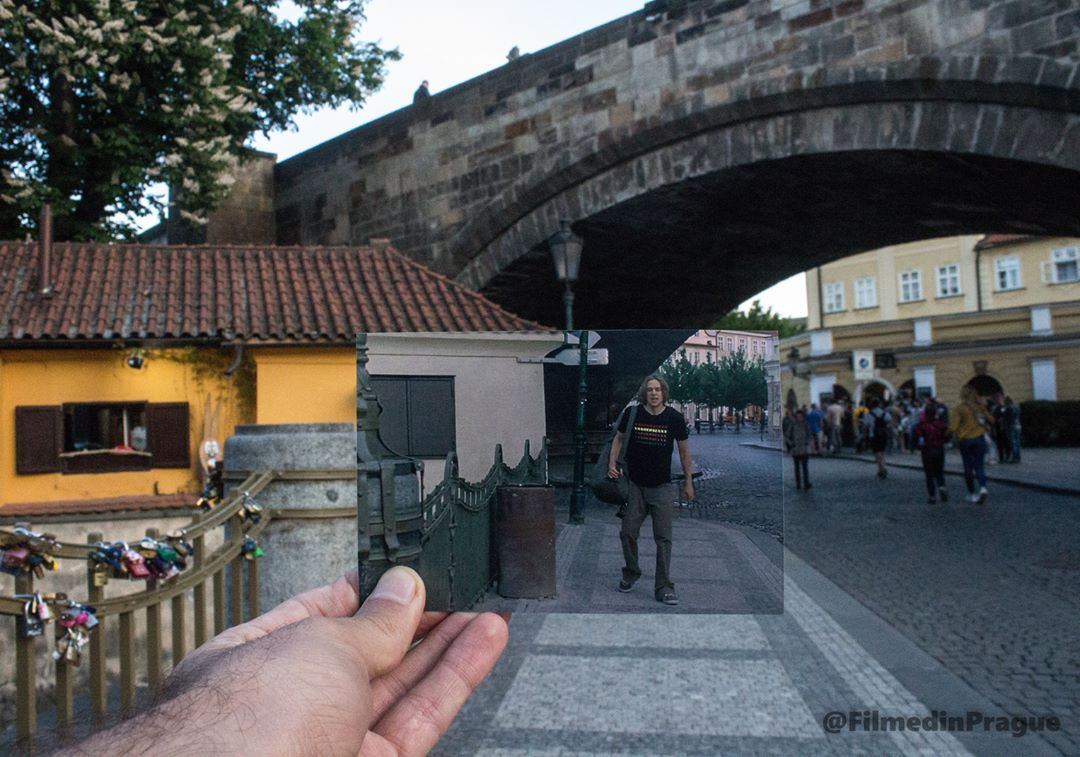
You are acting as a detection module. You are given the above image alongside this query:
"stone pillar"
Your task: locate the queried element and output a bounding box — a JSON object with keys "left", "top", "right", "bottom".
{"left": 223, "top": 422, "right": 359, "bottom": 612}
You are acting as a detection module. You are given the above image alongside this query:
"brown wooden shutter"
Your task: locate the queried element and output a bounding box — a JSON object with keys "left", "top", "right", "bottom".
{"left": 15, "top": 406, "right": 62, "bottom": 474}
{"left": 146, "top": 402, "right": 191, "bottom": 468}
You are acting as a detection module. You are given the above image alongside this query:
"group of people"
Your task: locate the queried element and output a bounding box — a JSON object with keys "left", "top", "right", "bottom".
{"left": 784, "top": 385, "right": 1022, "bottom": 505}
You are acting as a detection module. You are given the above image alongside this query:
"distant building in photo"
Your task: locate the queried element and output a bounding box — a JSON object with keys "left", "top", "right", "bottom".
{"left": 782, "top": 235, "right": 1080, "bottom": 408}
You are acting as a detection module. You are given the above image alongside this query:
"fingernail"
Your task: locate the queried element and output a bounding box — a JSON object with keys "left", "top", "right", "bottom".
{"left": 367, "top": 566, "right": 419, "bottom": 605}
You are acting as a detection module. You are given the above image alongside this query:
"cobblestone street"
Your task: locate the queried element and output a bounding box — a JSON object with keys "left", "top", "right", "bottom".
{"left": 438, "top": 433, "right": 1078, "bottom": 755}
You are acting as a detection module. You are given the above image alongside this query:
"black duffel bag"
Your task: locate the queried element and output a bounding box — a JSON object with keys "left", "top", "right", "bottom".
{"left": 591, "top": 404, "right": 638, "bottom": 505}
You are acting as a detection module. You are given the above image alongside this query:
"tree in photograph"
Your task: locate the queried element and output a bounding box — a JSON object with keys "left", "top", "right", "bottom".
{"left": 713, "top": 300, "right": 804, "bottom": 338}
{"left": 693, "top": 357, "right": 728, "bottom": 427}
{"left": 0, "top": 0, "right": 400, "bottom": 240}
{"left": 658, "top": 349, "right": 696, "bottom": 415}
{"left": 718, "top": 348, "right": 768, "bottom": 413}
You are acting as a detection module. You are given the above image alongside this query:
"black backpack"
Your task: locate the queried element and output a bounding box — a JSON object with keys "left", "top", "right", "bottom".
{"left": 872, "top": 411, "right": 890, "bottom": 440}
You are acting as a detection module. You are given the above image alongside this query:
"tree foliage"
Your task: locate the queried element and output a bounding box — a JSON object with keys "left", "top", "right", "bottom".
{"left": 712, "top": 300, "right": 804, "bottom": 338}
{"left": 0, "top": 0, "right": 400, "bottom": 240}
{"left": 662, "top": 347, "right": 768, "bottom": 414}
{"left": 658, "top": 349, "right": 696, "bottom": 409}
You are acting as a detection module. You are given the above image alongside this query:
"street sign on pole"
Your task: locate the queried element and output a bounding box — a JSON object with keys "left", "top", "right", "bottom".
{"left": 564, "top": 330, "right": 601, "bottom": 349}
{"left": 545, "top": 348, "right": 609, "bottom": 366}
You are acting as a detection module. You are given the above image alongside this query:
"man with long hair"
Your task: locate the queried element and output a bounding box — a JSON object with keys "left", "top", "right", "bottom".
{"left": 608, "top": 375, "right": 694, "bottom": 606}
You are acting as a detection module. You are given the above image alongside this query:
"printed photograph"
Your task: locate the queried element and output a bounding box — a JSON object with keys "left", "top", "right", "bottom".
{"left": 356, "top": 329, "right": 783, "bottom": 614}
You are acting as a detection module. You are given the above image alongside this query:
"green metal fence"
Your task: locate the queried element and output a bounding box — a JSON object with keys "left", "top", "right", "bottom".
{"left": 418, "top": 441, "right": 547, "bottom": 610}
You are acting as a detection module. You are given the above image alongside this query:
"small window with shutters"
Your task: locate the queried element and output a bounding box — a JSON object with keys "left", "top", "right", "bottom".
{"left": 369, "top": 376, "right": 455, "bottom": 458}
{"left": 15, "top": 401, "right": 189, "bottom": 474}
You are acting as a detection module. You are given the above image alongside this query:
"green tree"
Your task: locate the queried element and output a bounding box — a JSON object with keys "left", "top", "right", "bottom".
{"left": 658, "top": 349, "right": 696, "bottom": 413}
{"left": 0, "top": 0, "right": 400, "bottom": 240}
{"left": 717, "top": 349, "right": 767, "bottom": 412}
{"left": 693, "top": 357, "right": 727, "bottom": 424}
{"left": 712, "top": 300, "right": 805, "bottom": 338}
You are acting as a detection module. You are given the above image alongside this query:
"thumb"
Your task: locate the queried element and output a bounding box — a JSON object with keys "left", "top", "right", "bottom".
{"left": 346, "top": 566, "right": 426, "bottom": 680}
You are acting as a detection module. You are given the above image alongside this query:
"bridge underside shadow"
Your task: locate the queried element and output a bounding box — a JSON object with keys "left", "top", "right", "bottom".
{"left": 478, "top": 150, "right": 1080, "bottom": 328}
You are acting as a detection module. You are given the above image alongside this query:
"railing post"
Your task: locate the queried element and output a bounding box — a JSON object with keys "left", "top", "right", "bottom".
{"left": 145, "top": 527, "right": 162, "bottom": 692}
{"left": 14, "top": 520, "right": 36, "bottom": 745}
{"left": 192, "top": 513, "right": 208, "bottom": 648}
{"left": 86, "top": 531, "right": 107, "bottom": 723}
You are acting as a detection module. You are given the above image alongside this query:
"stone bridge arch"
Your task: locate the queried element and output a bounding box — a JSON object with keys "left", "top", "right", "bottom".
{"left": 272, "top": 0, "right": 1080, "bottom": 327}
{"left": 460, "top": 83, "right": 1080, "bottom": 326}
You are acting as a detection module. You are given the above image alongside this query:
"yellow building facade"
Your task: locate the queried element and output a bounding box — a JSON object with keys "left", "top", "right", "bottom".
{"left": 785, "top": 235, "right": 1080, "bottom": 407}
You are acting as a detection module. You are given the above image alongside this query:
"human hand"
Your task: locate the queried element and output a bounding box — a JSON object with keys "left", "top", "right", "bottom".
{"left": 77, "top": 567, "right": 508, "bottom": 756}
{"left": 683, "top": 480, "right": 695, "bottom": 502}
{"left": 608, "top": 461, "right": 620, "bottom": 479}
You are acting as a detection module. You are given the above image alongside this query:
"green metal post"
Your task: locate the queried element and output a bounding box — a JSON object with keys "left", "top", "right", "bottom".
{"left": 569, "top": 332, "right": 589, "bottom": 523}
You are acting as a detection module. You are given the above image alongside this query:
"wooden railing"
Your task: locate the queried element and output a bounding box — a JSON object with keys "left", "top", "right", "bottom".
{"left": 0, "top": 470, "right": 274, "bottom": 747}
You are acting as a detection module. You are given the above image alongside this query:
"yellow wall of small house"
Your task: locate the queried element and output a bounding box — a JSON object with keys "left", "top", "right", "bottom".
{"left": 0, "top": 348, "right": 249, "bottom": 506}
{"left": 253, "top": 348, "right": 356, "bottom": 425}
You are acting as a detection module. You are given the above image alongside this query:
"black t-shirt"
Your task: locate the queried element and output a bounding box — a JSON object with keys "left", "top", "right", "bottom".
{"left": 617, "top": 405, "right": 688, "bottom": 487}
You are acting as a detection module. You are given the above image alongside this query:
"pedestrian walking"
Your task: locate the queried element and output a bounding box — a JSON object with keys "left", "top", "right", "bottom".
{"left": 826, "top": 399, "right": 844, "bottom": 453}
{"left": 864, "top": 399, "right": 891, "bottom": 478}
{"left": 807, "top": 403, "right": 824, "bottom": 454}
{"left": 913, "top": 399, "right": 949, "bottom": 503}
{"left": 608, "top": 375, "right": 693, "bottom": 606}
{"left": 949, "top": 385, "right": 990, "bottom": 504}
{"left": 783, "top": 408, "right": 812, "bottom": 490}
{"left": 1004, "top": 396, "right": 1021, "bottom": 463}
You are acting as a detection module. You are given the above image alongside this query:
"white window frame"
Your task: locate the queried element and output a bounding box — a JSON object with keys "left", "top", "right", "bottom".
{"left": 936, "top": 263, "right": 961, "bottom": 297}
{"left": 898, "top": 270, "right": 922, "bottom": 303}
{"left": 1031, "top": 358, "right": 1057, "bottom": 401}
{"left": 809, "top": 330, "right": 833, "bottom": 357}
{"left": 822, "top": 282, "right": 845, "bottom": 313}
{"left": 854, "top": 276, "right": 876, "bottom": 309}
{"left": 913, "top": 319, "right": 932, "bottom": 347}
{"left": 913, "top": 366, "right": 936, "bottom": 399}
{"left": 1042, "top": 246, "right": 1079, "bottom": 284}
{"left": 994, "top": 256, "right": 1022, "bottom": 291}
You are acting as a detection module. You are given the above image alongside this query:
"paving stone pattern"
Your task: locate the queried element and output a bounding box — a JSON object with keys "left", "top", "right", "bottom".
{"left": 439, "top": 434, "right": 1077, "bottom": 754}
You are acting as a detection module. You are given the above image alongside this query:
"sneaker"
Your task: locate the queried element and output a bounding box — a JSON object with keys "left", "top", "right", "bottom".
{"left": 618, "top": 578, "right": 636, "bottom": 593}
{"left": 977, "top": 487, "right": 988, "bottom": 505}
{"left": 657, "top": 590, "right": 678, "bottom": 606}
{"left": 967, "top": 493, "right": 980, "bottom": 504}
{"left": 939, "top": 489, "right": 948, "bottom": 503}
{"left": 877, "top": 468, "right": 887, "bottom": 479}
{"left": 927, "top": 497, "right": 936, "bottom": 504}
{"left": 803, "top": 482, "right": 812, "bottom": 490}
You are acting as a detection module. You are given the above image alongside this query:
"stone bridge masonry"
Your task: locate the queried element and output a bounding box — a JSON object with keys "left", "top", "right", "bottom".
{"left": 273, "top": 0, "right": 1080, "bottom": 327}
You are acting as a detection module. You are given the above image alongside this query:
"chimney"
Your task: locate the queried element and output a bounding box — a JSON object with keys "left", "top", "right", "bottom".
{"left": 368, "top": 238, "right": 391, "bottom": 252}
{"left": 39, "top": 203, "right": 54, "bottom": 297}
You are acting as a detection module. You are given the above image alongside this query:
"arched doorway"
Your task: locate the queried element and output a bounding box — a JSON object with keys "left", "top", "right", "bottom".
{"left": 855, "top": 379, "right": 895, "bottom": 406}
{"left": 832, "top": 384, "right": 851, "bottom": 402}
{"left": 966, "top": 374, "right": 1005, "bottom": 399}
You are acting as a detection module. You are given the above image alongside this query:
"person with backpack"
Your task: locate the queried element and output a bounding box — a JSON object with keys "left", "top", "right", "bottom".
{"left": 949, "top": 384, "right": 990, "bottom": 504}
{"left": 608, "top": 375, "right": 693, "bottom": 606}
{"left": 913, "top": 398, "right": 949, "bottom": 503}
{"left": 864, "top": 398, "right": 891, "bottom": 478}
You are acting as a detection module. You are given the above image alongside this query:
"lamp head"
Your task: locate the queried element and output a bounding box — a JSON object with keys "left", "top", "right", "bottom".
{"left": 549, "top": 220, "right": 583, "bottom": 284}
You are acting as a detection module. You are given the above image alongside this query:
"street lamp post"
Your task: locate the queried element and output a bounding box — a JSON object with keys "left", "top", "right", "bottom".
{"left": 549, "top": 221, "right": 588, "bottom": 524}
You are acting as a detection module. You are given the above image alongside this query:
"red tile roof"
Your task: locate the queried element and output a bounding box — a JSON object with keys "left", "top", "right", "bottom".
{"left": 0, "top": 241, "right": 545, "bottom": 343}
{"left": 975, "top": 234, "right": 1032, "bottom": 250}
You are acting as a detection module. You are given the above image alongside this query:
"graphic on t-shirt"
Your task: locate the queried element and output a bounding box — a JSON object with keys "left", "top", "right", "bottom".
{"left": 633, "top": 422, "right": 672, "bottom": 446}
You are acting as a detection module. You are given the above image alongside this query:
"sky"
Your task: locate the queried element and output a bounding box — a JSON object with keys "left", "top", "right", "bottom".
{"left": 159, "top": 0, "right": 808, "bottom": 318}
